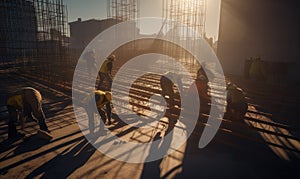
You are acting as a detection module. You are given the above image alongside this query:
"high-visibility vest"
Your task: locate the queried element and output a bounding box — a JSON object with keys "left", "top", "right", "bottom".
{"left": 100, "top": 59, "right": 111, "bottom": 73}
{"left": 95, "top": 90, "right": 108, "bottom": 109}
{"left": 7, "top": 95, "right": 23, "bottom": 110}
{"left": 84, "top": 90, "right": 108, "bottom": 110}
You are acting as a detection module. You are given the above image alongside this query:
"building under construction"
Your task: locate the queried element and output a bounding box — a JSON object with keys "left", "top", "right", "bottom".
{"left": 162, "top": 0, "right": 206, "bottom": 73}
{"left": 102, "top": 0, "right": 210, "bottom": 120}
{"left": 162, "top": 0, "right": 206, "bottom": 42}
{"left": 105, "top": 0, "right": 207, "bottom": 75}
{"left": 1, "top": 0, "right": 300, "bottom": 178}
{"left": 107, "top": 0, "right": 139, "bottom": 22}
{"left": 0, "top": 0, "right": 71, "bottom": 86}
{"left": 0, "top": 0, "right": 208, "bottom": 90}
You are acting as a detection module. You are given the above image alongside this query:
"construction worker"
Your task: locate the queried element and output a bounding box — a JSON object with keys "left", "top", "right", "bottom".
{"left": 186, "top": 71, "right": 211, "bottom": 116}
{"left": 197, "top": 62, "right": 215, "bottom": 81}
{"left": 197, "top": 64, "right": 206, "bottom": 79}
{"left": 6, "top": 87, "right": 51, "bottom": 139}
{"left": 98, "top": 54, "right": 115, "bottom": 90}
{"left": 226, "top": 83, "right": 248, "bottom": 121}
{"left": 188, "top": 74, "right": 210, "bottom": 103}
{"left": 249, "top": 56, "right": 265, "bottom": 81}
{"left": 160, "top": 72, "right": 183, "bottom": 108}
{"left": 84, "top": 90, "right": 112, "bottom": 127}
{"left": 84, "top": 49, "right": 97, "bottom": 77}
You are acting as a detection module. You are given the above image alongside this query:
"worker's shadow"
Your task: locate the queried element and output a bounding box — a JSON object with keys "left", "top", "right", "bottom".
{"left": 43, "top": 97, "right": 71, "bottom": 118}
{"left": 0, "top": 134, "right": 51, "bottom": 165}
{"left": 141, "top": 107, "right": 180, "bottom": 179}
{"left": 140, "top": 132, "right": 162, "bottom": 179}
{"left": 12, "top": 135, "right": 50, "bottom": 155}
{"left": 141, "top": 129, "right": 176, "bottom": 179}
{"left": 25, "top": 139, "right": 95, "bottom": 179}
{"left": 182, "top": 89, "right": 211, "bottom": 154}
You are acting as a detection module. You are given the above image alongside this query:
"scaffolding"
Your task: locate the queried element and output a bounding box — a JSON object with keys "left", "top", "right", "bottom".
{"left": 162, "top": 0, "right": 207, "bottom": 73}
{"left": 106, "top": 0, "right": 140, "bottom": 59}
{"left": 107, "top": 0, "right": 140, "bottom": 22}
{"left": 105, "top": 0, "right": 206, "bottom": 77}
{"left": 0, "top": 0, "right": 71, "bottom": 87}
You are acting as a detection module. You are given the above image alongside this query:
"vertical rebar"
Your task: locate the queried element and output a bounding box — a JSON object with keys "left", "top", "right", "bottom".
{"left": 162, "top": 0, "right": 206, "bottom": 73}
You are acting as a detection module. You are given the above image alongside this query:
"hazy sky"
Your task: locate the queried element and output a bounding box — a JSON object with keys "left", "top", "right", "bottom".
{"left": 65, "top": 0, "right": 221, "bottom": 41}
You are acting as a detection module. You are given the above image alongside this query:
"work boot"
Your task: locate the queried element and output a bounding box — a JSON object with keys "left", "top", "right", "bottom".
{"left": 37, "top": 129, "right": 52, "bottom": 141}
{"left": 39, "top": 122, "right": 51, "bottom": 133}
{"left": 40, "top": 127, "right": 51, "bottom": 133}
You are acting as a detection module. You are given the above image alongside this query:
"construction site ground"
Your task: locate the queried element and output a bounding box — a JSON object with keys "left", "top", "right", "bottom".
{"left": 0, "top": 70, "right": 300, "bottom": 179}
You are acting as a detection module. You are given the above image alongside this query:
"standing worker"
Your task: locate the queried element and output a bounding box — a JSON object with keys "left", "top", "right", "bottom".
{"left": 160, "top": 72, "right": 183, "bottom": 108}
{"left": 84, "top": 49, "right": 97, "bottom": 77}
{"left": 249, "top": 56, "right": 265, "bottom": 81}
{"left": 226, "top": 83, "right": 248, "bottom": 121}
{"left": 98, "top": 54, "right": 116, "bottom": 90}
{"left": 6, "top": 87, "right": 51, "bottom": 140}
{"left": 83, "top": 90, "right": 112, "bottom": 130}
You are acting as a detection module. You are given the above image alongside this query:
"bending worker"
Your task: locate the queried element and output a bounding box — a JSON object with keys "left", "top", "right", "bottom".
{"left": 98, "top": 54, "right": 115, "bottom": 90}
{"left": 226, "top": 83, "right": 248, "bottom": 121}
{"left": 84, "top": 90, "right": 112, "bottom": 127}
{"left": 160, "top": 71, "right": 183, "bottom": 108}
{"left": 7, "top": 87, "right": 50, "bottom": 139}
{"left": 195, "top": 74, "right": 210, "bottom": 102}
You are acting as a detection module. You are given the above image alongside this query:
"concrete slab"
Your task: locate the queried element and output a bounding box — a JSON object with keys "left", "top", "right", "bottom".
{"left": 0, "top": 72, "right": 299, "bottom": 178}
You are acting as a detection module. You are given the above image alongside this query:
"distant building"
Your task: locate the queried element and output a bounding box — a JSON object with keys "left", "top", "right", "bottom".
{"left": 69, "top": 18, "right": 122, "bottom": 52}
{"left": 217, "top": 0, "right": 300, "bottom": 82}
{"left": 0, "top": 0, "right": 37, "bottom": 60}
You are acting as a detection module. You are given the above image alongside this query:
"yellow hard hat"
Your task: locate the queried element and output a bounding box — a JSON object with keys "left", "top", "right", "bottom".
{"left": 227, "top": 82, "right": 236, "bottom": 90}
{"left": 105, "top": 92, "right": 112, "bottom": 102}
{"left": 108, "top": 54, "right": 116, "bottom": 61}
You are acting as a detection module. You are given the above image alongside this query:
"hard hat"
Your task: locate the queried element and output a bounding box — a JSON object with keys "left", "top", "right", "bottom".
{"left": 226, "top": 82, "right": 236, "bottom": 90}
{"left": 198, "top": 75, "right": 207, "bottom": 81}
{"left": 105, "top": 92, "right": 112, "bottom": 102}
{"left": 108, "top": 54, "right": 116, "bottom": 61}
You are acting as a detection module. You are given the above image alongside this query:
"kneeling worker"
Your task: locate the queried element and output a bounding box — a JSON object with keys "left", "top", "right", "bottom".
{"left": 226, "top": 83, "right": 248, "bottom": 121}
{"left": 7, "top": 87, "right": 51, "bottom": 140}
